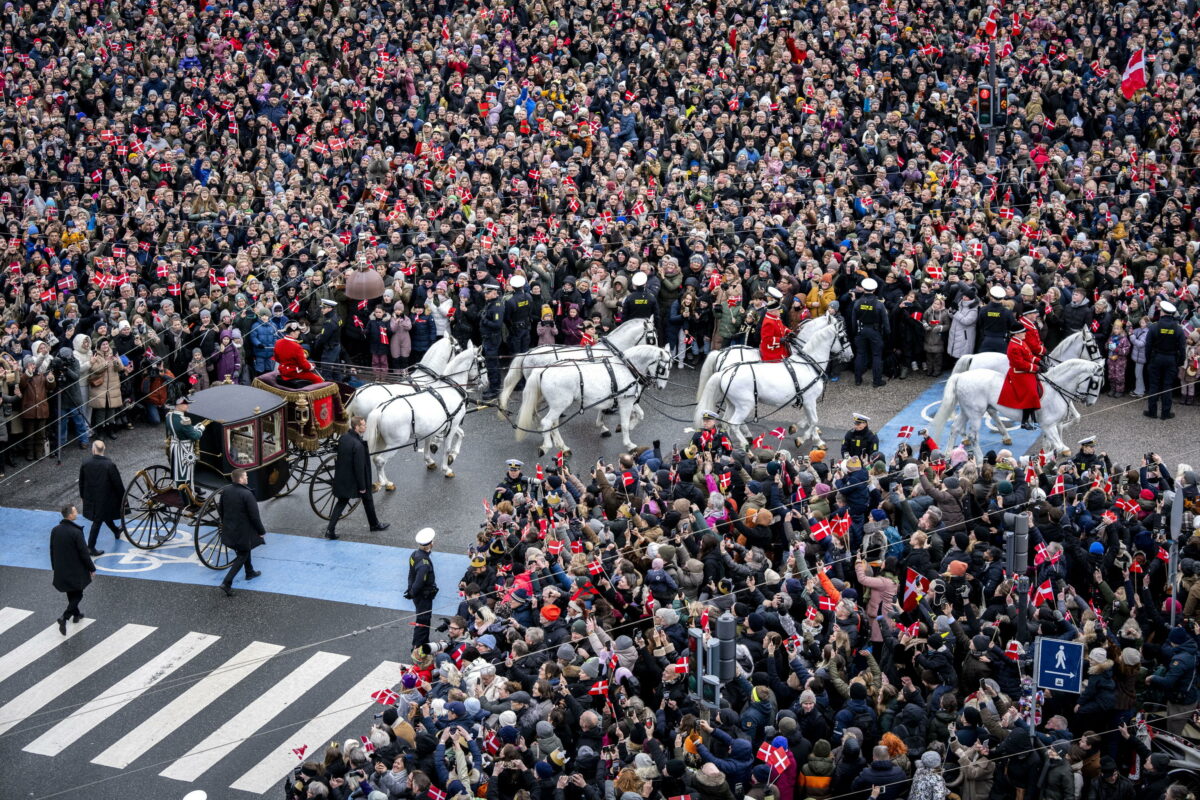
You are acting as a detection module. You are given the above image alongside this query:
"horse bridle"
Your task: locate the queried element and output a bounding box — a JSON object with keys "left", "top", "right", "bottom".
{"left": 1042, "top": 363, "right": 1103, "bottom": 404}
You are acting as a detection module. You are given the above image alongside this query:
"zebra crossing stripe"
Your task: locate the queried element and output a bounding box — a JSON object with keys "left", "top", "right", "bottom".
{"left": 0, "top": 607, "right": 32, "bottom": 637}
{"left": 24, "top": 631, "right": 220, "bottom": 757}
{"left": 0, "top": 624, "right": 156, "bottom": 736}
{"left": 92, "top": 640, "right": 284, "bottom": 770}
{"left": 159, "top": 650, "right": 349, "bottom": 783}
{"left": 230, "top": 660, "right": 399, "bottom": 794}
{"left": 0, "top": 618, "right": 95, "bottom": 687}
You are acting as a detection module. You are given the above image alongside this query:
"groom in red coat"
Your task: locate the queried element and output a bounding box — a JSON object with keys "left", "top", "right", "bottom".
{"left": 759, "top": 286, "right": 790, "bottom": 362}
{"left": 273, "top": 322, "right": 324, "bottom": 385}
{"left": 998, "top": 321, "right": 1041, "bottom": 429}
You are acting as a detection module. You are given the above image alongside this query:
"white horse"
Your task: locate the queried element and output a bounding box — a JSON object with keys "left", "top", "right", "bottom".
{"left": 694, "top": 316, "right": 853, "bottom": 449}
{"left": 497, "top": 318, "right": 658, "bottom": 409}
{"left": 514, "top": 345, "right": 672, "bottom": 454}
{"left": 347, "top": 336, "right": 465, "bottom": 422}
{"left": 935, "top": 329, "right": 1102, "bottom": 444}
{"left": 364, "top": 345, "right": 483, "bottom": 486}
{"left": 694, "top": 315, "right": 839, "bottom": 402}
{"left": 930, "top": 358, "right": 1103, "bottom": 461}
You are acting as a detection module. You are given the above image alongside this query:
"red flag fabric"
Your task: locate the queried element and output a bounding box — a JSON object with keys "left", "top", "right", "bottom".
{"left": 1025, "top": 466, "right": 1038, "bottom": 484}
{"left": 818, "top": 595, "right": 836, "bottom": 611}
{"left": 673, "top": 657, "right": 689, "bottom": 674}
{"left": 292, "top": 745, "right": 307, "bottom": 759}
{"left": 587, "top": 560, "right": 604, "bottom": 576}
{"left": 547, "top": 539, "right": 563, "bottom": 555}
{"left": 699, "top": 608, "right": 710, "bottom": 630}
{"left": 898, "top": 425, "right": 914, "bottom": 438}
{"left": 535, "top": 464, "right": 544, "bottom": 481}
{"left": 1121, "top": 49, "right": 1147, "bottom": 99}
{"left": 1050, "top": 475, "right": 1065, "bottom": 495}
{"left": 810, "top": 519, "right": 831, "bottom": 541}
{"left": 1005, "top": 641, "right": 1021, "bottom": 660}
{"left": 371, "top": 688, "right": 399, "bottom": 705}
{"left": 588, "top": 680, "right": 609, "bottom": 695}
{"left": 756, "top": 742, "right": 776, "bottom": 763}
{"left": 771, "top": 427, "right": 786, "bottom": 439}
{"left": 903, "top": 568, "right": 930, "bottom": 612}
{"left": 805, "top": 606, "right": 818, "bottom": 622}
{"left": 1033, "top": 579, "right": 1055, "bottom": 607}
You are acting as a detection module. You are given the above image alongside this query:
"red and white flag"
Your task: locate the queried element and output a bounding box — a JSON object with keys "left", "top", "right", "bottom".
{"left": 1050, "top": 475, "right": 1065, "bottom": 495}
{"left": 673, "top": 657, "right": 689, "bottom": 674}
{"left": 818, "top": 595, "right": 836, "bottom": 611}
{"left": 371, "top": 688, "right": 399, "bottom": 705}
{"left": 898, "top": 425, "right": 914, "bottom": 438}
{"left": 771, "top": 426, "right": 786, "bottom": 439}
{"left": 588, "top": 680, "right": 609, "bottom": 696}
{"left": 1005, "top": 641, "right": 1021, "bottom": 660}
{"left": 1121, "top": 49, "right": 1147, "bottom": 99}
{"left": 1033, "top": 579, "right": 1055, "bottom": 607}
{"left": 292, "top": 745, "right": 308, "bottom": 759}
{"left": 903, "top": 568, "right": 930, "bottom": 612}
{"left": 810, "top": 519, "right": 832, "bottom": 541}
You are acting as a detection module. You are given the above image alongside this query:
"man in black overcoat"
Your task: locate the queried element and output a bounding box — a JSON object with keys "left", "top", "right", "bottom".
{"left": 218, "top": 468, "right": 266, "bottom": 596}
{"left": 50, "top": 504, "right": 95, "bottom": 634}
{"left": 325, "top": 416, "right": 389, "bottom": 540}
{"left": 78, "top": 440, "right": 125, "bottom": 556}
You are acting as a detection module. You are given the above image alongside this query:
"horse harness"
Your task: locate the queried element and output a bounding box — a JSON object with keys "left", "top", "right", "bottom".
{"left": 373, "top": 372, "right": 473, "bottom": 453}
{"left": 1040, "top": 364, "right": 1102, "bottom": 405}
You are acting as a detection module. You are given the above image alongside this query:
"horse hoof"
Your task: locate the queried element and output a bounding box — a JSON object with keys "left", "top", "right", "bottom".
{"left": 385, "top": 483, "right": 396, "bottom": 492}
{"left": 429, "top": 443, "right": 438, "bottom": 454}
{"left": 447, "top": 454, "right": 455, "bottom": 466}
{"left": 537, "top": 448, "right": 546, "bottom": 457}
{"left": 600, "top": 431, "right": 612, "bottom": 438}
{"left": 425, "top": 462, "right": 437, "bottom": 471}
{"left": 1002, "top": 438, "right": 1013, "bottom": 446}
{"left": 444, "top": 471, "right": 455, "bottom": 479}
{"left": 615, "top": 425, "right": 623, "bottom": 433}
{"left": 794, "top": 438, "right": 804, "bottom": 449}
{"left": 563, "top": 447, "right": 572, "bottom": 456}
{"left": 789, "top": 424, "right": 798, "bottom": 435}
{"left": 371, "top": 483, "right": 381, "bottom": 492}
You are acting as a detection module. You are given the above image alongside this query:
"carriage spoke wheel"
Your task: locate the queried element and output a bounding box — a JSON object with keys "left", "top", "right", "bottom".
{"left": 276, "top": 443, "right": 311, "bottom": 498}
{"left": 121, "top": 465, "right": 181, "bottom": 550}
{"left": 193, "top": 486, "right": 236, "bottom": 570}
{"left": 309, "top": 454, "right": 359, "bottom": 521}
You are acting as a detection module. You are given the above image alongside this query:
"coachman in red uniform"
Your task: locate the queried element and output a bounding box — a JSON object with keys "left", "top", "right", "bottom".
{"left": 273, "top": 322, "right": 324, "bottom": 385}
{"left": 1020, "top": 307, "right": 1045, "bottom": 361}
{"left": 759, "top": 286, "right": 789, "bottom": 362}
{"left": 998, "top": 321, "right": 1041, "bottom": 428}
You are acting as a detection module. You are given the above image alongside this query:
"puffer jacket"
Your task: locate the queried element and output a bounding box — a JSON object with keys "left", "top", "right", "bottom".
{"left": 920, "top": 473, "right": 966, "bottom": 532}
{"left": 800, "top": 739, "right": 836, "bottom": 799}
{"left": 697, "top": 731, "right": 754, "bottom": 789}
{"left": 1077, "top": 659, "right": 1116, "bottom": 714}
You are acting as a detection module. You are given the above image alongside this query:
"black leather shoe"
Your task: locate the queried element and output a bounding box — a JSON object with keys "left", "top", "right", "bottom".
{"left": 219, "top": 584, "right": 234, "bottom": 597}
{"left": 370, "top": 523, "right": 391, "bottom": 532}
{"left": 1143, "top": 410, "right": 1157, "bottom": 418}
{"left": 71, "top": 614, "right": 83, "bottom": 623}
{"left": 246, "top": 570, "right": 262, "bottom": 580}
{"left": 324, "top": 530, "right": 339, "bottom": 540}
{"left": 88, "top": 548, "right": 104, "bottom": 557}
{"left": 57, "top": 618, "right": 66, "bottom": 635}
{"left": 1162, "top": 412, "right": 1175, "bottom": 420}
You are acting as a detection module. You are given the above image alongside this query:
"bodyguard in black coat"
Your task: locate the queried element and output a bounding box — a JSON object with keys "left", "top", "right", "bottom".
{"left": 78, "top": 441, "right": 125, "bottom": 555}
{"left": 325, "top": 417, "right": 387, "bottom": 539}
{"left": 217, "top": 468, "right": 266, "bottom": 596}
{"left": 50, "top": 505, "right": 95, "bottom": 634}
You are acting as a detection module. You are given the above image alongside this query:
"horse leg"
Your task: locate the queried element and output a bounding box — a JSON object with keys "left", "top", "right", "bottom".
{"left": 618, "top": 398, "right": 637, "bottom": 450}
{"left": 969, "top": 412, "right": 986, "bottom": 463}
{"left": 595, "top": 408, "right": 611, "bottom": 438}
{"left": 991, "top": 408, "right": 1013, "bottom": 446}
{"left": 629, "top": 403, "right": 645, "bottom": 431}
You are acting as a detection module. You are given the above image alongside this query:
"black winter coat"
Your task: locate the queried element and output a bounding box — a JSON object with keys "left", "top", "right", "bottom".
{"left": 78, "top": 455, "right": 124, "bottom": 521}
{"left": 50, "top": 519, "right": 94, "bottom": 592}
{"left": 218, "top": 482, "right": 266, "bottom": 551}
{"left": 332, "top": 430, "right": 371, "bottom": 499}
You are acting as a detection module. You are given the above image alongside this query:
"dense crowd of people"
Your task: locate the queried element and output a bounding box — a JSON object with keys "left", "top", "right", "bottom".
{"left": 0, "top": 0, "right": 1200, "bottom": 793}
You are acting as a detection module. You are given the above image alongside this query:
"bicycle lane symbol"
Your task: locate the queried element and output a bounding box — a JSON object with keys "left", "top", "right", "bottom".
{"left": 92, "top": 534, "right": 204, "bottom": 573}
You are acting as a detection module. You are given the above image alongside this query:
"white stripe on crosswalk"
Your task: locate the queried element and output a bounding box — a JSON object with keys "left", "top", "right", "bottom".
{"left": 24, "top": 631, "right": 220, "bottom": 757}
{"left": 92, "top": 640, "right": 284, "bottom": 770}
{"left": 0, "top": 607, "right": 32, "bottom": 637}
{"left": 0, "top": 623, "right": 156, "bottom": 736}
{"left": 230, "top": 660, "right": 399, "bottom": 795}
{"left": 160, "top": 650, "right": 349, "bottom": 783}
{"left": 0, "top": 618, "right": 95, "bottom": 686}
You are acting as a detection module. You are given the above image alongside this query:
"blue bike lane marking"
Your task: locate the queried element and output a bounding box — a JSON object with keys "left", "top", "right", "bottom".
{"left": 0, "top": 506, "right": 468, "bottom": 614}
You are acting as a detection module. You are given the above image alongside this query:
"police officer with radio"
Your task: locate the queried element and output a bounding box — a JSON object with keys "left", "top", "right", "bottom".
{"left": 622, "top": 271, "right": 657, "bottom": 320}
{"left": 1145, "top": 301, "right": 1186, "bottom": 420}
{"left": 841, "top": 413, "right": 879, "bottom": 460}
{"left": 977, "top": 285, "right": 1015, "bottom": 354}
{"left": 480, "top": 284, "right": 504, "bottom": 401}
{"left": 406, "top": 527, "right": 439, "bottom": 650}
{"left": 853, "top": 278, "right": 889, "bottom": 387}
{"left": 505, "top": 275, "right": 534, "bottom": 355}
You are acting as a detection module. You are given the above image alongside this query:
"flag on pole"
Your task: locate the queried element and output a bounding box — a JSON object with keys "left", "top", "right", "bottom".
{"left": 1033, "top": 579, "right": 1055, "bottom": 607}
{"left": 1121, "top": 49, "right": 1147, "bottom": 99}
{"left": 371, "top": 688, "right": 398, "bottom": 705}
{"left": 898, "top": 425, "right": 914, "bottom": 438}
{"left": 903, "top": 568, "right": 930, "bottom": 612}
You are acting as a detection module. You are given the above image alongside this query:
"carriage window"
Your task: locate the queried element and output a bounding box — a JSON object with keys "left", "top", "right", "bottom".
{"left": 259, "top": 410, "right": 284, "bottom": 460}
{"left": 226, "top": 423, "right": 256, "bottom": 467}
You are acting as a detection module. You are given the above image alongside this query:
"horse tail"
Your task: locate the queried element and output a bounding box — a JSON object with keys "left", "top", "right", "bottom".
{"left": 951, "top": 354, "right": 973, "bottom": 375}
{"left": 695, "top": 371, "right": 724, "bottom": 428}
{"left": 695, "top": 350, "right": 720, "bottom": 402}
{"left": 498, "top": 351, "right": 524, "bottom": 410}
{"left": 930, "top": 373, "right": 959, "bottom": 444}
{"left": 514, "top": 367, "right": 544, "bottom": 443}
{"left": 364, "top": 408, "right": 384, "bottom": 455}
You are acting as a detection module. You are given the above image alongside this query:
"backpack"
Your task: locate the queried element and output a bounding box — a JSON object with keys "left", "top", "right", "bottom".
{"left": 884, "top": 525, "right": 905, "bottom": 559}
{"left": 850, "top": 706, "right": 879, "bottom": 749}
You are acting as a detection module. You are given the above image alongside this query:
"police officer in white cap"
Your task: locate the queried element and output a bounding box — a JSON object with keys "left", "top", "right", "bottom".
{"left": 622, "top": 270, "right": 658, "bottom": 320}
{"left": 853, "top": 278, "right": 889, "bottom": 387}
{"left": 977, "top": 284, "right": 1015, "bottom": 354}
{"left": 1146, "top": 300, "right": 1186, "bottom": 420}
{"left": 505, "top": 274, "right": 534, "bottom": 354}
{"left": 406, "top": 528, "right": 439, "bottom": 649}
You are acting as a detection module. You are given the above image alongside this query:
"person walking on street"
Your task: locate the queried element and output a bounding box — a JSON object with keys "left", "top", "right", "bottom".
{"left": 1145, "top": 301, "right": 1186, "bottom": 420}
{"left": 406, "top": 527, "right": 439, "bottom": 650}
{"left": 50, "top": 504, "right": 95, "bottom": 634}
{"left": 326, "top": 416, "right": 389, "bottom": 539}
{"left": 218, "top": 468, "right": 265, "bottom": 597}
{"left": 78, "top": 440, "right": 124, "bottom": 556}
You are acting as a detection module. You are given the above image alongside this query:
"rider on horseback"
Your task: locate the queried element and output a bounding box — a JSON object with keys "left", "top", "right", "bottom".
{"left": 998, "top": 321, "right": 1042, "bottom": 429}
{"left": 759, "top": 287, "right": 790, "bottom": 363}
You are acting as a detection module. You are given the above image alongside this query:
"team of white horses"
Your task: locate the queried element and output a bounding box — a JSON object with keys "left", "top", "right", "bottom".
{"left": 341, "top": 315, "right": 1105, "bottom": 487}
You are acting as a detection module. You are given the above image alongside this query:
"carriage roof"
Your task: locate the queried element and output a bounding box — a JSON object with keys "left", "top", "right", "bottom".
{"left": 186, "top": 384, "right": 287, "bottom": 427}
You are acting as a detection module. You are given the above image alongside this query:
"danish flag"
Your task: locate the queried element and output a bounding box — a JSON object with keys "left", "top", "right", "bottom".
{"left": 1115, "top": 497, "right": 1139, "bottom": 514}
{"left": 292, "top": 745, "right": 308, "bottom": 759}
{"left": 898, "top": 425, "right": 914, "bottom": 438}
{"left": 805, "top": 606, "right": 818, "bottom": 622}
{"left": 587, "top": 560, "right": 604, "bottom": 576}
{"left": 903, "top": 568, "right": 930, "bottom": 612}
{"left": 1033, "top": 579, "right": 1055, "bottom": 607}
{"left": 1005, "top": 641, "right": 1021, "bottom": 660}
{"left": 589, "top": 680, "right": 609, "bottom": 695}
{"left": 810, "top": 519, "right": 832, "bottom": 541}
{"left": 547, "top": 539, "right": 563, "bottom": 555}
{"left": 1050, "top": 475, "right": 1065, "bottom": 495}
{"left": 673, "top": 657, "right": 689, "bottom": 674}
{"left": 818, "top": 596, "right": 836, "bottom": 611}
{"left": 771, "top": 427, "right": 786, "bottom": 439}
{"left": 535, "top": 464, "right": 544, "bottom": 481}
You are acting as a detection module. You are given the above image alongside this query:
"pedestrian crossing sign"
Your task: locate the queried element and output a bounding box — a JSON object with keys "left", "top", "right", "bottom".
{"left": 1033, "top": 637, "right": 1084, "bottom": 694}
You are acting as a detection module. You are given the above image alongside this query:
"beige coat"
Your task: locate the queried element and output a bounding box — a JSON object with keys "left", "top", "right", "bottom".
{"left": 88, "top": 353, "right": 124, "bottom": 409}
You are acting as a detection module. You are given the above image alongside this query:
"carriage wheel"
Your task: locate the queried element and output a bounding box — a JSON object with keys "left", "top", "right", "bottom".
{"left": 121, "top": 465, "right": 182, "bottom": 550}
{"left": 275, "top": 443, "right": 311, "bottom": 498}
{"left": 193, "top": 486, "right": 236, "bottom": 570}
{"left": 308, "top": 454, "right": 359, "bottom": 521}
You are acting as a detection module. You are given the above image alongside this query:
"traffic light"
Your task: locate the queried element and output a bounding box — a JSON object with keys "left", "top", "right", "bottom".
{"left": 996, "top": 80, "right": 1010, "bottom": 125}
{"left": 977, "top": 83, "right": 994, "bottom": 127}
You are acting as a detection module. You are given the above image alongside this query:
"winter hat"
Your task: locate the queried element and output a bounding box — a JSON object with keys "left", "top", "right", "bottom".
{"left": 946, "top": 560, "right": 968, "bottom": 577}
{"left": 666, "top": 759, "right": 687, "bottom": 779}
{"left": 536, "top": 721, "right": 554, "bottom": 737}
{"left": 813, "top": 739, "right": 832, "bottom": 757}
{"left": 1089, "top": 541, "right": 1105, "bottom": 554}
{"left": 1089, "top": 648, "right": 1108, "bottom": 664}
{"left": 850, "top": 683, "right": 868, "bottom": 700}
{"left": 557, "top": 644, "right": 576, "bottom": 661}
{"left": 1169, "top": 627, "right": 1190, "bottom": 645}
{"left": 921, "top": 751, "right": 942, "bottom": 768}
{"left": 870, "top": 509, "right": 889, "bottom": 521}
{"left": 772, "top": 736, "right": 790, "bottom": 750}
{"left": 799, "top": 689, "right": 817, "bottom": 705}
{"left": 1121, "top": 648, "right": 1142, "bottom": 665}
{"left": 535, "top": 761, "right": 555, "bottom": 779}
{"left": 752, "top": 764, "right": 772, "bottom": 785}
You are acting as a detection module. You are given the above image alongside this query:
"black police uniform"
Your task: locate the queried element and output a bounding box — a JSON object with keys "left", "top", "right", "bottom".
{"left": 853, "top": 291, "right": 889, "bottom": 387}
{"left": 1071, "top": 447, "right": 1110, "bottom": 476}
{"left": 977, "top": 301, "right": 1014, "bottom": 354}
{"left": 1146, "top": 313, "right": 1186, "bottom": 418}
{"left": 622, "top": 288, "right": 658, "bottom": 321}
{"left": 405, "top": 548, "right": 438, "bottom": 649}
{"left": 494, "top": 470, "right": 532, "bottom": 503}
{"left": 841, "top": 426, "right": 879, "bottom": 460}
{"left": 505, "top": 288, "right": 534, "bottom": 355}
{"left": 480, "top": 295, "right": 505, "bottom": 399}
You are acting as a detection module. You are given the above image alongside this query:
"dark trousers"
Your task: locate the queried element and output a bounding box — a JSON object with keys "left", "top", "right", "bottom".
{"left": 854, "top": 329, "right": 885, "bottom": 386}
{"left": 87, "top": 516, "right": 123, "bottom": 549}
{"left": 60, "top": 589, "right": 83, "bottom": 621}
{"left": 328, "top": 492, "right": 381, "bottom": 533}
{"left": 482, "top": 340, "right": 502, "bottom": 396}
{"left": 1147, "top": 354, "right": 1177, "bottom": 415}
{"left": 222, "top": 547, "right": 254, "bottom": 587}
{"left": 412, "top": 595, "right": 434, "bottom": 650}
{"left": 508, "top": 327, "right": 530, "bottom": 355}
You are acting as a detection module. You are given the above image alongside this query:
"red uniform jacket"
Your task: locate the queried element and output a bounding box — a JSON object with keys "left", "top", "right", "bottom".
{"left": 273, "top": 336, "right": 323, "bottom": 384}
{"left": 998, "top": 336, "right": 1041, "bottom": 409}
{"left": 759, "top": 311, "right": 789, "bottom": 362}
{"left": 1021, "top": 317, "right": 1045, "bottom": 358}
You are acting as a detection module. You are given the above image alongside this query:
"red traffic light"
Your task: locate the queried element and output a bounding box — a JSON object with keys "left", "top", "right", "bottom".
{"left": 979, "top": 88, "right": 992, "bottom": 99}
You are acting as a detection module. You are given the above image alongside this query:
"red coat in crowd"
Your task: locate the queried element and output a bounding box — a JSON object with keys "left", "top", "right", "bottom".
{"left": 998, "top": 334, "right": 1041, "bottom": 409}
{"left": 760, "top": 311, "right": 790, "bottom": 362}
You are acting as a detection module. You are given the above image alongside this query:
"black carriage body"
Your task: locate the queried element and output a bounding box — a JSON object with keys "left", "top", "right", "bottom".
{"left": 186, "top": 385, "right": 290, "bottom": 500}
